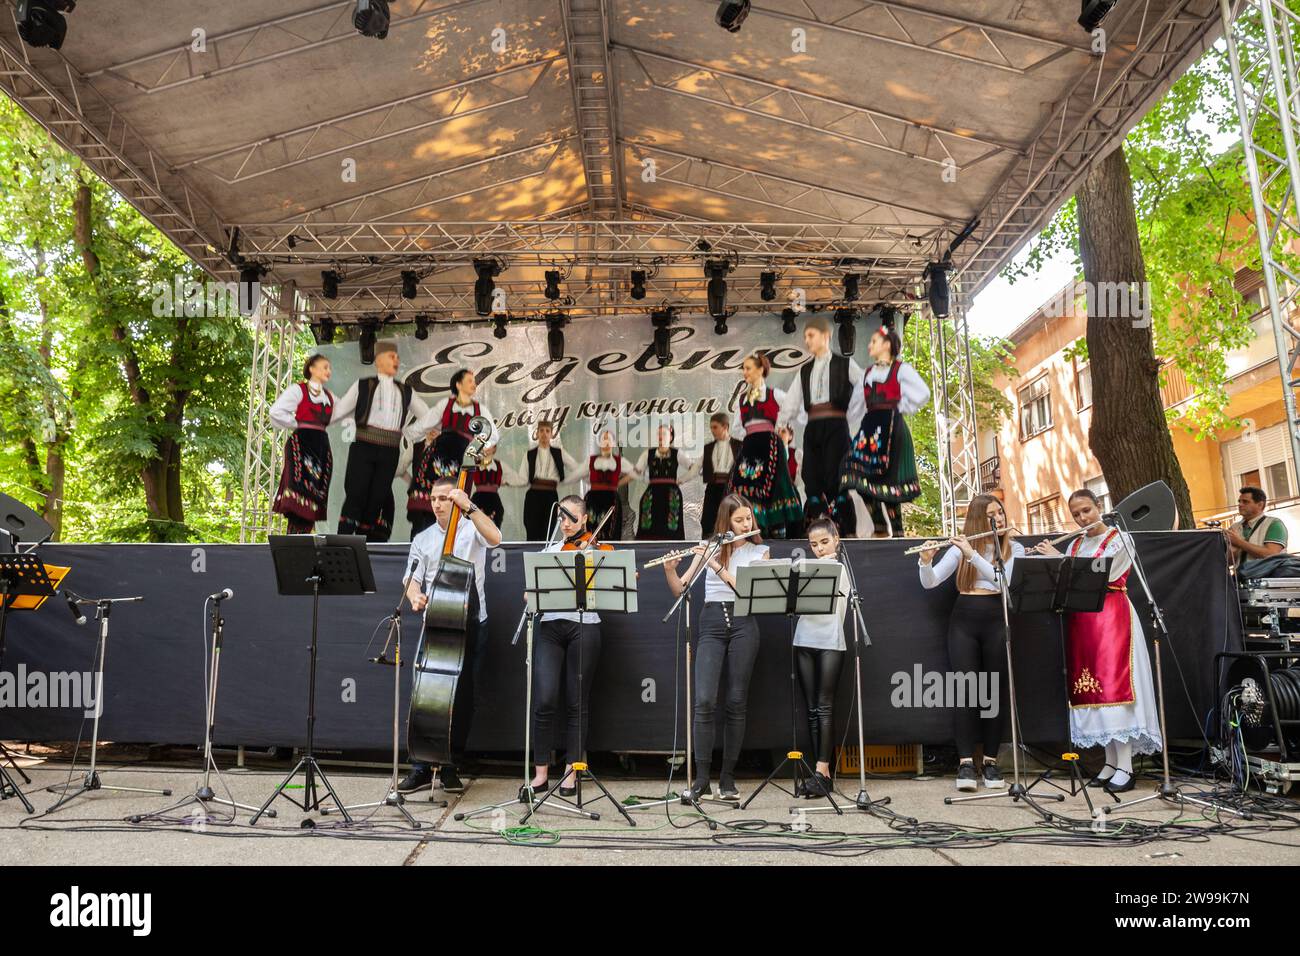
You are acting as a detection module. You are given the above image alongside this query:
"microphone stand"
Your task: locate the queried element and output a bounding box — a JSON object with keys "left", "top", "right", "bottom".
{"left": 947, "top": 520, "right": 1063, "bottom": 818}
{"left": 324, "top": 558, "right": 438, "bottom": 825}
{"left": 47, "top": 596, "right": 173, "bottom": 814}
{"left": 131, "top": 592, "right": 267, "bottom": 824}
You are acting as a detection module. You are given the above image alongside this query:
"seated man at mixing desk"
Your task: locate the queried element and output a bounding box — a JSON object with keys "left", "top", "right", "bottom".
{"left": 1226, "top": 486, "right": 1289, "bottom": 566}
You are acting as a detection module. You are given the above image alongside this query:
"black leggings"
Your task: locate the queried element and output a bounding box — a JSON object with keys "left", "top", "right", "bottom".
{"left": 693, "top": 603, "right": 760, "bottom": 781}
{"left": 795, "top": 647, "right": 844, "bottom": 765}
{"left": 532, "top": 619, "right": 602, "bottom": 766}
{"left": 946, "top": 595, "right": 1006, "bottom": 760}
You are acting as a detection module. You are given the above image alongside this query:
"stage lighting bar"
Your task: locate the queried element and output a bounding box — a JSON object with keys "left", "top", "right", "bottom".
{"left": 474, "top": 259, "right": 503, "bottom": 316}
{"left": 413, "top": 314, "right": 430, "bottom": 340}
{"left": 354, "top": 0, "right": 390, "bottom": 38}
{"left": 651, "top": 309, "right": 675, "bottom": 367}
{"left": 492, "top": 313, "right": 508, "bottom": 339}
{"left": 546, "top": 311, "right": 567, "bottom": 362}
{"left": 401, "top": 270, "right": 418, "bottom": 300}
{"left": 781, "top": 308, "right": 798, "bottom": 335}
{"left": 16, "top": 0, "right": 74, "bottom": 51}
{"left": 716, "top": 0, "right": 750, "bottom": 33}
{"left": 321, "top": 270, "right": 340, "bottom": 300}
{"left": 1078, "top": 0, "right": 1119, "bottom": 32}
{"left": 835, "top": 308, "right": 857, "bottom": 355}
{"left": 630, "top": 269, "right": 647, "bottom": 300}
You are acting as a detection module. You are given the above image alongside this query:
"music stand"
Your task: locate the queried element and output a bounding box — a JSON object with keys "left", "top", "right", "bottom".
{"left": 735, "top": 558, "right": 842, "bottom": 813}
{"left": 251, "top": 535, "right": 376, "bottom": 826}
{"left": 519, "top": 549, "right": 638, "bottom": 827}
{"left": 0, "top": 554, "right": 56, "bottom": 812}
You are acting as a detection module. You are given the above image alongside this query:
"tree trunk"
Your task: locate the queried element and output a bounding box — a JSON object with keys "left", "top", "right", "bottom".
{"left": 1077, "top": 146, "right": 1194, "bottom": 528}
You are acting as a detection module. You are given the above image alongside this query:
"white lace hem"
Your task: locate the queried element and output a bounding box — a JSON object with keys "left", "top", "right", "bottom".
{"left": 1070, "top": 727, "right": 1162, "bottom": 755}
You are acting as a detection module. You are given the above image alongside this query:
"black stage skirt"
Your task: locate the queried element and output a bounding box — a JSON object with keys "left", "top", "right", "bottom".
{"left": 636, "top": 483, "right": 685, "bottom": 540}
{"left": 585, "top": 489, "right": 623, "bottom": 539}
{"left": 728, "top": 432, "right": 803, "bottom": 538}
{"left": 273, "top": 428, "right": 332, "bottom": 526}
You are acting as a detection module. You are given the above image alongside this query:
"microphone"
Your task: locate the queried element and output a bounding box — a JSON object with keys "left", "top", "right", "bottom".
{"left": 208, "top": 588, "right": 234, "bottom": 602}
{"left": 63, "top": 590, "right": 86, "bottom": 626}
{"left": 558, "top": 503, "right": 578, "bottom": 524}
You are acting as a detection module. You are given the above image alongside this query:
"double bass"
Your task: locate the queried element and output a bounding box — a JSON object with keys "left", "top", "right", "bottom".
{"left": 407, "top": 414, "right": 492, "bottom": 767}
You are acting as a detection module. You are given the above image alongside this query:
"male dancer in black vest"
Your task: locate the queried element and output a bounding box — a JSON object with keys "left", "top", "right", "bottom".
{"left": 518, "top": 420, "right": 581, "bottom": 540}
{"left": 700, "top": 412, "right": 742, "bottom": 535}
{"left": 777, "top": 315, "right": 865, "bottom": 530}
{"left": 332, "top": 340, "right": 430, "bottom": 542}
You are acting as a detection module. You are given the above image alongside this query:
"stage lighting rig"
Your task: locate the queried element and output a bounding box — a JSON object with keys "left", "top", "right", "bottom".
{"left": 925, "top": 261, "right": 950, "bottom": 318}
{"left": 17, "top": 0, "right": 74, "bottom": 50}
{"left": 651, "top": 309, "right": 675, "bottom": 367}
{"left": 1078, "top": 0, "right": 1119, "bottom": 32}
{"left": 321, "top": 270, "right": 340, "bottom": 300}
{"left": 400, "top": 270, "right": 418, "bottom": 301}
{"left": 358, "top": 317, "right": 380, "bottom": 364}
{"left": 546, "top": 311, "right": 568, "bottom": 362}
{"left": 835, "top": 308, "right": 857, "bottom": 355}
{"left": 760, "top": 271, "right": 778, "bottom": 302}
{"left": 354, "top": 0, "right": 390, "bottom": 38}
{"left": 312, "top": 316, "right": 336, "bottom": 346}
{"left": 705, "top": 259, "right": 733, "bottom": 319}
{"left": 474, "top": 258, "right": 503, "bottom": 316}
{"left": 413, "top": 314, "right": 431, "bottom": 341}
{"left": 630, "top": 269, "right": 648, "bottom": 300}
{"left": 781, "top": 308, "right": 798, "bottom": 335}
{"left": 842, "top": 273, "right": 860, "bottom": 302}
{"left": 492, "top": 313, "right": 509, "bottom": 340}
{"left": 544, "top": 268, "right": 564, "bottom": 302}
{"left": 716, "top": 0, "right": 750, "bottom": 32}
{"left": 238, "top": 262, "right": 266, "bottom": 317}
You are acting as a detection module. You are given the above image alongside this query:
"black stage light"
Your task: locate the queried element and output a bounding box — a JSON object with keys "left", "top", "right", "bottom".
{"left": 651, "top": 309, "right": 674, "bottom": 367}
{"left": 715, "top": 0, "right": 750, "bottom": 33}
{"left": 322, "top": 270, "right": 340, "bottom": 300}
{"left": 492, "top": 313, "right": 508, "bottom": 339}
{"left": 401, "top": 270, "right": 418, "bottom": 300}
{"left": 474, "top": 258, "right": 502, "bottom": 316}
{"left": 546, "top": 311, "right": 567, "bottom": 362}
{"left": 760, "top": 271, "right": 777, "bottom": 302}
{"left": 1078, "top": 0, "right": 1119, "bottom": 32}
{"left": 354, "top": 0, "right": 390, "bottom": 39}
{"left": 17, "top": 0, "right": 74, "bottom": 51}
{"left": 413, "top": 313, "right": 430, "bottom": 340}
{"left": 312, "top": 316, "right": 336, "bottom": 346}
{"left": 705, "top": 259, "right": 731, "bottom": 318}
{"left": 630, "top": 269, "right": 647, "bottom": 300}
{"left": 926, "top": 261, "right": 950, "bottom": 318}
{"left": 781, "top": 307, "right": 798, "bottom": 335}
{"left": 835, "top": 308, "right": 857, "bottom": 356}
{"left": 842, "top": 273, "right": 859, "bottom": 302}
{"left": 544, "top": 269, "right": 562, "bottom": 301}
{"left": 238, "top": 262, "right": 265, "bottom": 317}
{"left": 359, "top": 318, "right": 380, "bottom": 364}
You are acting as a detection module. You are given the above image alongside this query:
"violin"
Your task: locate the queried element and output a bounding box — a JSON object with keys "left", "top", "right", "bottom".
{"left": 561, "top": 506, "right": 616, "bottom": 551}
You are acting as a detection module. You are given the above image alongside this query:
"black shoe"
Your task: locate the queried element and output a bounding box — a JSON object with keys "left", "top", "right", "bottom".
{"left": 1087, "top": 775, "right": 1113, "bottom": 788}
{"left": 438, "top": 766, "right": 465, "bottom": 793}
{"left": 955, "top": 762, "right": 978, "bottom": 792}
{"left": 518, "top": 780, "right": 549, "bottom": 802}
{"left": 981, "top": 762, "right": 1006, "bottom": 790}
{"left": 1104, "top": 773, "right": 1136, "bottom": 794}
{"left": 802, "top": 771, "right": 832, "bottom": 798}
{"left": 397, "top": 767, "right": 433, "bottom": 794}
{"left": 718, "top": 776, "right": 740, "bottom": 800}
{"left": 681, "top": 782, "right": 712, "bottom": 803}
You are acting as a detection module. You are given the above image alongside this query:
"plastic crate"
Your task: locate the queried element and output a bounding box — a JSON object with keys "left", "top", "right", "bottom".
{"left": 836, "top": 744, "right": 922, "bottom": 775}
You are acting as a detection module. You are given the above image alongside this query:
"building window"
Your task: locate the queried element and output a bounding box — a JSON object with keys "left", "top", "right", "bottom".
{"left": 1018, "top": 375, "right": 1052, "bottom": 441}
{"left": 1074, "top": 361, "right": 1093, "bottom": 410}
{"left": 1085, "top": 476, "right": 1112, "bottom": 513}
{"left": 1027, "top": 495, "right": 1063, "bottom": 534}
{"left": 1266, "top": 461, "right": 1292, "bottom": 500}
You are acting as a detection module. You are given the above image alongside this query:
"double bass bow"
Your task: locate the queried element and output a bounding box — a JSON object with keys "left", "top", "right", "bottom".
{"left": 406, "top": 414, "right": 492, "bottom": 768}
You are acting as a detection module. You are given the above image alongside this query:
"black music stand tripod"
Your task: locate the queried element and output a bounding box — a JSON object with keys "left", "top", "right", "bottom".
{"left": 252, "top": 535, "right": 375, "bottom": 826}
{"left": 0, "top": 554, "right": 57, "bottom": 812}
{"left": 519, "top": 548, "right": 638, "bottom": 827}
{"left": 735, "top": 558, "right": 842, "bottom": 814}
{"left": 46, "top": 594, "right": 173, "bottom": 814}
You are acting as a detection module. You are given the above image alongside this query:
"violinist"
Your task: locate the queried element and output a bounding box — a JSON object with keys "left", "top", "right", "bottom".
{"left": 524, "top": 496, "right": 607, "bottom": 800}
{"left": 398, "top": 475, "right": 502, "bottom": 795}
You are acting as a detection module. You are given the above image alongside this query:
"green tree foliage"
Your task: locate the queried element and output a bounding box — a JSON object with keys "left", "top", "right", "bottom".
{"left": 0, "top": 99, "right": 252, "bottom": 542}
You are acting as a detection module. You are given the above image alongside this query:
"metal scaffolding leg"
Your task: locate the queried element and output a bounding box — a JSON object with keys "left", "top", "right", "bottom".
{"left": 926, "top": 285, "right": 981, "bottom": 536}
{"left": 239, "top": 289, "right": 302, "bottom": 543}
{"left": 1222, "top": 0, "right": 1300, "bottom": 493}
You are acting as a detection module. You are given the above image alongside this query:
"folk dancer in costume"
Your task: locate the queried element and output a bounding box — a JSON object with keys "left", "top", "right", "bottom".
{"left": 837, "top": 320, "right": 928, "bottom": 538}
{"left": 776, "top": 314, "right": 865, "bottom": 528}
{"left": 727, "top": 353, "right": 804, "bottom": 539}
{"left": 519, "top": 420, "right": 582, "bottom": 541}
{"left": 632, "top": 424, "right": 700, "bottom": 540}
{"left": 777, "top": 424, "right": 803, "bottom": 502}
{"left": 585, "top": 427, "right": 630, "bottom": 539}
{"left": 1031, "top": 488, "right": 1163, "bottom": 794}
{"left": 523, "top": 496, "right": 605, "bottom": 800}
{"left": 1226, "top": 485, "right": 1289, "bottom": 567}
{"left": 918, "top": 494, "right": 1022, "bottom": 792}
{"left": 793, "top": 518, "right": 850, "bottom": 799}
{"left": 700, "top": 412, "right": 742, "bottom": 539}
{"left": 397, "top": 476, "right": 503, "bottom": 795}
{"left": 662, "top": 493, "right": 770, "bottom": 802}
{"left": 405, "top": 368, "right": 498, "bottom": 537}
{"left": 469, "top": 444, "right": 522, "bottom": 529}
{"left": 270, "top": 354, "right": 334, "bottom": 533}
{"left": 332, "top": 340, "right": 430, "bottom": 542}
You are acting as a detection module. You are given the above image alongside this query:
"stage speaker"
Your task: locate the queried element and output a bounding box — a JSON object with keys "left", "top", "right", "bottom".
{"left": 0, "top": 493, "right": 54, "bottom": 547}
{"left": 1108, "top": 480, "right": 1176, "bottom": 533}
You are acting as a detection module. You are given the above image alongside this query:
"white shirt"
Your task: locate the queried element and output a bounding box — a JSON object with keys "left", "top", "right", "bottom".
{"left": 710, "top": 440, "right": 735, "bottom": 474}
{"left": 523, "top": 445, "right": 582, "bottom": 484}
{"left": 919, "top": 540, "right": 1025, "bottom": 592}
{"left": 332, "top": 374, "right": 430, "bottom": 437}
{"left": 704, "top": 541, "right": 770, "bottom": 607}
{"left": 270, "top": 383, "right": 331, "bottom": 431}
{"left": 538, "top": 540, "right": 601, "bottom": 625}
{"left": 777, "top": 353, "right": 867, "bottom": 428}
{"left": 793, "top": 564, "right": 849, "bottom": 651}
{"left": 1068, "top": 529, "right": 1133, "bottom": 582}
{"left": 408, "top": 396, "right": 500, "bottom": 447}
{"left": 863, "top": 362, "right": 930, "bottom": 416}
{"left": 409, "top": 518, "right": 492, "bottom": 623}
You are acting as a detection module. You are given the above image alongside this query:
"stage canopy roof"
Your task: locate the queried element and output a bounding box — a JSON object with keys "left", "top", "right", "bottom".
{"left": 0, "top": 0, "right": 1225, "bottom": 322}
